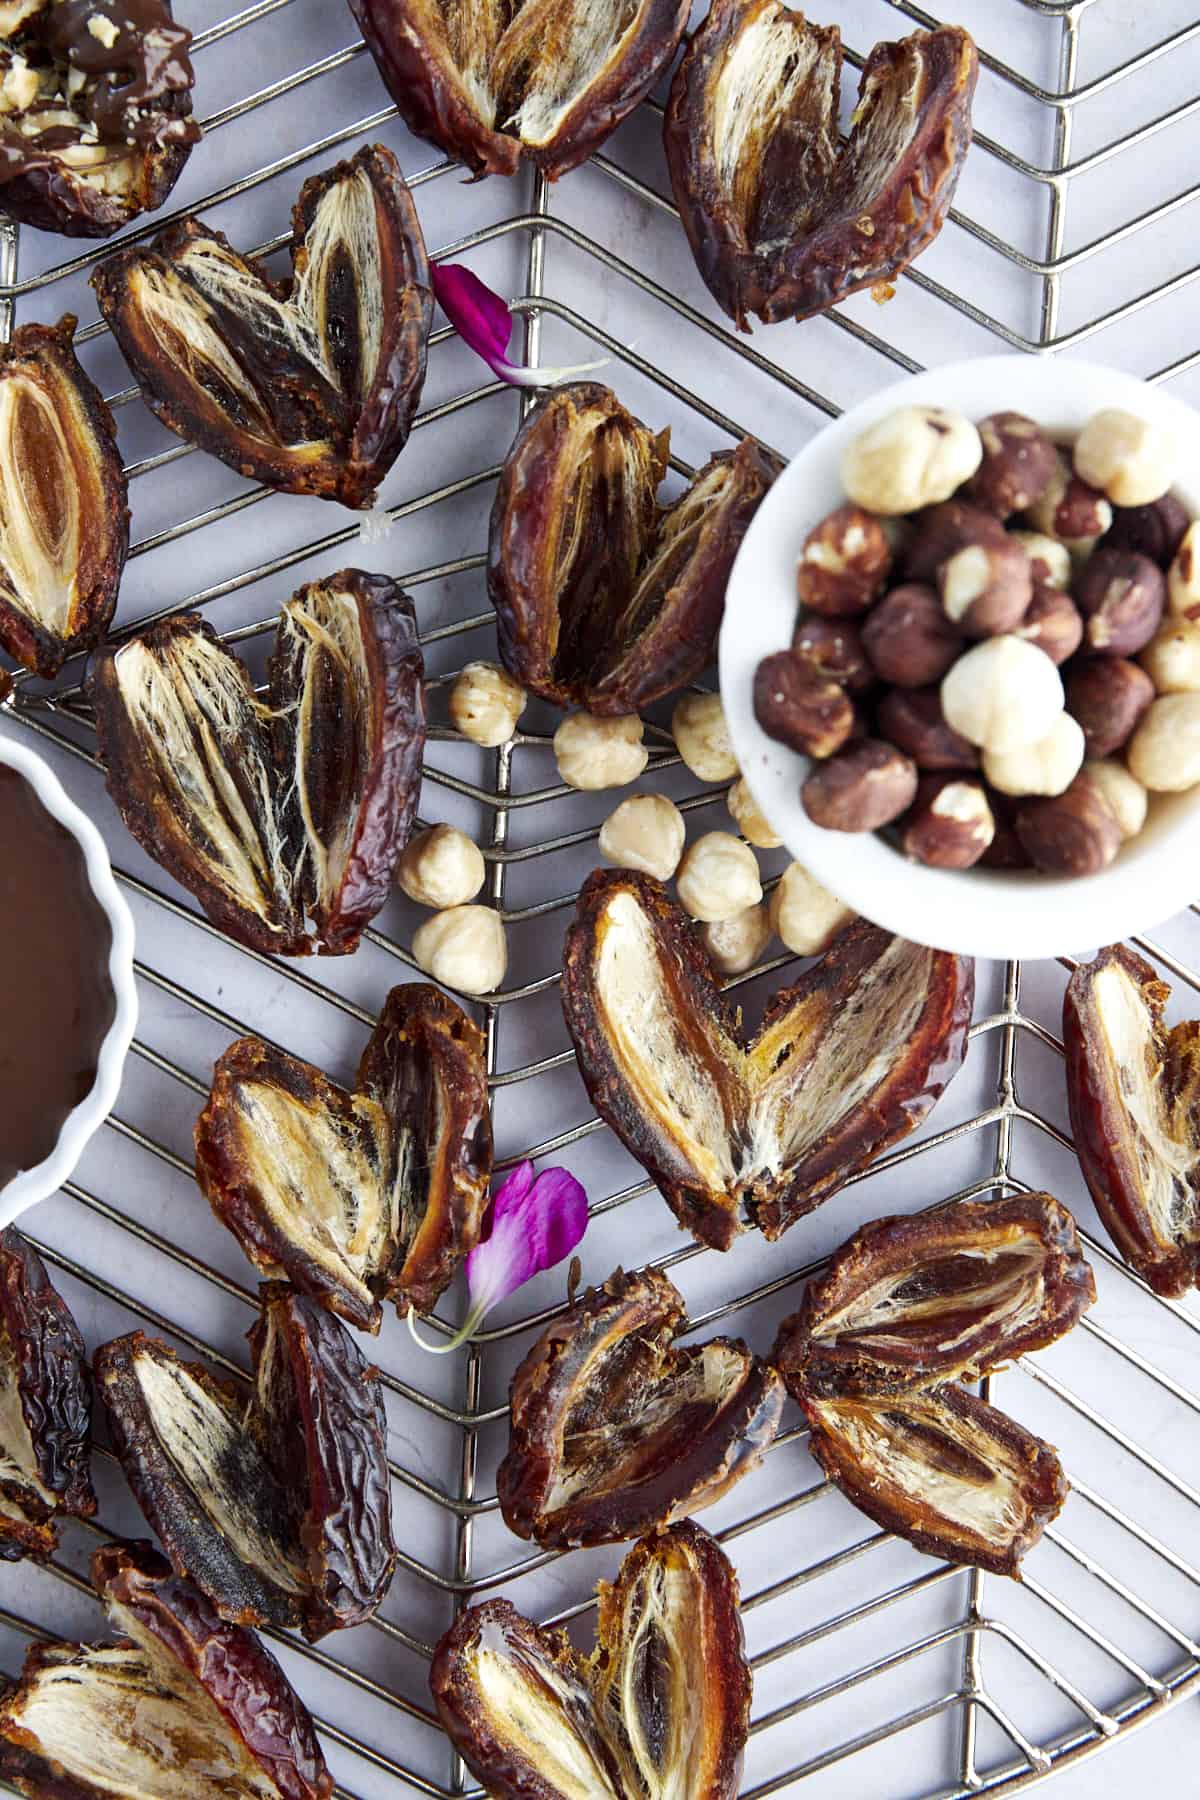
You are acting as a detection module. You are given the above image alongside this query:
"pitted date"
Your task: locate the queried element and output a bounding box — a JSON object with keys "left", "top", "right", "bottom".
{"left": 488, "top": 382, "right": 777, "bottom": 713}
{"left": 0, "top": 1538, "right": 333, "bottom": 1800}
{"left": 561, "top": 869, "right": 972, "bottom": 1249}
{"left": 93, "top": 144, "right": 432, "bottom": 506}
{"left": 431, "top": 1520, "right": 750, "bottom": 1800}
{"left": 664, "top": 7, "right": 977, "bottom": 329}
{"left": 497, "top": 1265, "right": 783, "bottom": 1546}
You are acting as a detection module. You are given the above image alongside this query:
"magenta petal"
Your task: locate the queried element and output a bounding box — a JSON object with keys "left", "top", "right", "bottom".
{"left": 432, "top": 262, "right": 513, "bottom": 366}
{"left": 464, "top": 1162, "right": 588, "bottom": 1314}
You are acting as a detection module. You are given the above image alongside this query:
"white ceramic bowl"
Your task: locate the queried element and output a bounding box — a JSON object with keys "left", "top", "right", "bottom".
{"left": 720, "top": 354, "right": 1200, "bottom": 960}
{"left": 0, "top": 736, "right": 136, "bottom": 1223}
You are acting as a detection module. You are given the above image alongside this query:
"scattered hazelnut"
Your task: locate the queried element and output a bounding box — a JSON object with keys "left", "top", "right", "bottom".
{"left": 1012, "top": 583, "right": 1083, "bottom": 664}
{"left": 802, "top": 739, "right": 918, "bottom": 832}
{"left": 792, "top": 614, "right": 875, "bottom": 693}
{"left": 1141, "top": 620, "right": 1200, "bottom": 694}
{"left": 1167, "top": 521, "right": 1200, "bottom": 620}
{"left": 598, "top": 794, "right": 686, "bottom": 880}
{"left": 672, "top": 692, "right": 738, "bottom": 781}
{"left": 1078, "top": 760, "right": 1148, "bottom": 841}
{"left": 901, "top": 775, "right": 995, "bottom": 869}
{"left": 1127, "top": 693, "right": 1200, "bottom": 791}
{"left": 861, "top": 584, "right": 962, "bottom": 687}
{"left": 875, "top": 686, "right": 979, "bottom": 770}
{"left": 963, "top": 412, "right": 1058, "bottom": 517}
{"left": 753, "top": 650, "right": 855, "bottom": 757}
{"left": 554, "top": 712, "right": 648, "bottom": 790}
{"left": 412, "top": 905, "right": 508, "bottom": 994}
{"left": 1025, "top": 451, "right": 1112, "bottom": 553}
{"left": 1074, "top": 408, "right": 1176, "bottom": 507}
{"left": 982, "top": 710, "right": 1085, "bottom": 798}
{"left": 840, "top": 405, "right": 983, "bottom": 516}
{"left": 1007, "top": 531, "right": 1071, "bottom": 590}
{"left": 939, "top": 534, "right": 1032, "bottom": 637}
{"left": 676, "top": 832, "right": 763, "bottom": 922}
{"left": 796, "top": 504, "right": 892, "bottom": 615}
{"left": 903, "top": 500, "right": 1007, "bottom": 584}
{"left": 397, "top": 824, "right": 486, "bottom": 909}
{"left": 1063, "top": 657, "right": 1154, "bottom": 757}
{"left": 1014, "top": 777, "right": 1122, "bottom": 876}
{"left": 1105, "top": 493, "right": 1190, "bottom": 567}
{"left": 726, "top": 776, "right": 782, "bottom": 848}
{"left": 700, "top": 903, "right": 772, "bottom": 976}
{"left": 768, "top": 862, "right": 854, "bottom": 954}
{"left": 940, "top": 635, "right": 1065, "bottom": 753}
{"left": 1073, "top": 548, "right": 1165, "bottom": 656}
{"left": 449, "top": 661, "right": 526, "bottom": 747}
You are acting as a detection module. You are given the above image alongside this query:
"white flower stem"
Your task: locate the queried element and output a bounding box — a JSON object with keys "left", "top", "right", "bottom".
{"left": 407, "top": 1299, "right": 490, "bottom": 1354}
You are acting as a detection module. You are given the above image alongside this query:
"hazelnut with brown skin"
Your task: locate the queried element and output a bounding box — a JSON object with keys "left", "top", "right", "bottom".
{"left": 1013, "top": 584, "right": 1084, "bottom": 664}
{"left": 1168, "top": 522, "right": 1200, "bottom": 620}
{"left": 939, "top": 534, "right": 1033, "bottom": 638}
{"left": 802, "top": 739, "right": 918, "bottom": 832}
{"left": 1063, "top": 656, "right": 1154, "bottom": 758}
{"left": 978, "top": 797, "right": 1031, "bottom": 870}
{"left": 1073, "top": 548, "right": 1165, "bottom": 656}
{"left": 1014, "top": 776, "right": 1123, "bottom": 876}
{"left": 901, "top": 774, "right": 995, "bottom": 869}
{"left": 903, "top": 500, "right": 1006, "bottom": 584}
{"left": 1104, "top": 494, "right": 1189, "bottom": 568}
{"left": 791, "top": 615, "right": 875, "bottom": 694}
{"left": 1025, "top": 452, "right": 1112, "bottom": 552}
{"left": 875, "top": 686, "right": 979, "bottom": 771}
{"left": 754, "top": 650, "right": 855, "bottom": 757}
{"left": 963, "top": 412, "right": 1059, "bottom": 518}
{"left": 796, "top": 504, "right": 892, "bottom": 616}
{"left": 861, "top": 584, "right": 962, "bottom": 687}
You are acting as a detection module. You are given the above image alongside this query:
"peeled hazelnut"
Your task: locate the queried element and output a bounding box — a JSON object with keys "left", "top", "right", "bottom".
{"left": 1025, "top": 452, "right": 1112, "bottom": 552}
{"left": 939, "top": 535, "right": 1032, "bottom": 637}
{"left": 1008, "top": 531, "right": 1071, "bottom": 591}
{"left": 1074, "top": 548, "right": 1165, "bottom": 656}
{"left": 676, "top": 832, "right": 762, "bottom": 921}
{"left": 901, "top": 774, "right": 995, "bottom": 869}
{"left": 1013, "top": 583, "right": 1084, "bottom": 664}
{"left": 1105, "top": 494, "right": 1189, "bottom": 567}
{"left": 598, "top": 794, "right": 686, "bottom": 880}
{"left": 963, "top": 412, "right": 1058, "bottom": 517}
{"left": 1079, "top": 760, "right": 1148, "bottom": 840}
{"left": 412, "top": 904, "right": 508, "bottom": 994}
{"left": 672, "top": 692, "right": 738, "bottom": 781}
{"left": 1015, "top": 776, "right": 1123, "bottom": 876}
{"left": 940, "top": 635, "right": 1065, "bottom": 754}
{"left": 840, "top": 405, "right": 982, "bottom": 516}
{"left": 1063, "top": 657, "right": 1154, "bottom": 757}
{"left": 982, "top": 710, "right": 1085, "bottom": 798}
{"left": 554, "top": 712, "right": 648, "bottom": 790}
{"left": 802, "top": 739, "right": 918, "bottom": 832}
{"left": 768, "top": 862, "right": 854, "bottom": 954}
{"left": 875, "top": 686, "right": 978, "bottom": 770}
{"left": 1127, "top": 693, "right": 1200, "bottom": 791}
{"left": 1168, "top": 522, "right": 1200, "bottom": 620}
{"left": 903, "top": 500, "right": 1006, "bottom": 584}
{"left": 861, "top": 584, "right": 962, "bottom": 687}
{"left": 700, "top": 903, "right": 772, "bottom": 976}
{"left": 397, "top": 824, "right": 486, "bottom": 909}
{"left": 1074, "top": 408, "right": 1175, "bottom": 507}
{"left": 753, "top": 650, "right": 855, "bottom": 757}
{"left": 726, "top": 776, "right": 782, "bottom": 848}
{"left": 796, "top": 504, "right": 891, "bottom": 616}
{"left": 791, "top": 614, "right": 875, "bottom": 693}
{"left": 1141, "top": 620, "right": 1200, "bottom": 694}
{"left": 449, "top": 661, "right": 527, "bottom": 747}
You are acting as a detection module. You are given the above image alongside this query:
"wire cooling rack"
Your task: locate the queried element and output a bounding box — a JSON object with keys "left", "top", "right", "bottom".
{"left": 1, "top": 0, "right": 1200, "bottom": 1795}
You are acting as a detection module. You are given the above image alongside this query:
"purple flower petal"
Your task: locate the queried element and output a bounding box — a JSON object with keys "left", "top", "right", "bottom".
{"left": 465, "top": 1161, "right": 588, "bottom": 1314}
{"left": 433, "top": 261, "right": 610, "bottom": 390}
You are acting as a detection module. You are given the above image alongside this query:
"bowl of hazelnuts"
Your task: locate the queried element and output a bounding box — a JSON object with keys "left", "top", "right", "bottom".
{"left": 720, "top": 355, "right": 1200, "bottom": 959}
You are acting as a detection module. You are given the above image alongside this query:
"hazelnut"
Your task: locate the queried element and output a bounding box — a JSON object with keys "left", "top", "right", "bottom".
{"left": 412, "top": 904, "right": 508, "bottom": 994}
{"left": 768, "top": 862, "right": 854, "bottom": 954}
{"left": 672, "top": 692, "right": 738, "bottom": 781}
{"left": 875, "top": 686, "right": 979, "bottom": 770}
{"left": 796, "top": 504, "right": 892, "bottom": 616}
{"left": 1105, "top": 494, "right": 1190, "bottom": 567}
{"left": 449, "top": 661, "right": 527, "bottom": 747}
{"left": 554, "top": 712, "right": 648, "bottom": 790}
{"left": 676, "top": 832, "right": 763, "bottom": 922}
{"left": 1063, "top": 657, "right": 1154, "bottom": 757}
{"left": 1168, "top": 522, "right": 1200, "bottom": 620}
{"left": 1012, "top": 583, "right": 1083, "bottom": 664}
{"left": 700, "top": 903, "right": 772, "bottom": 976}
{"left": 1025, "top": 451, "right": 1112, "bottom": 552}
{"left": 861, "top": 584, "right": 962, "bottom": 687}
{"left": 1014, "top": 777, "right": 1123, "bottom": 877}
{"left": 726, "top": 776, "right": 782, "bottom": 848}
{"left": 1127, "top": 693, "right": 1200, "bottom": 791}
{"left": 940, "top": 635, "right": 1065, "bottom": 753}
{"left": 1078, "top": 760, "right": 1148, "bottom": 840}
{"left": 903, "top": 500, "right": 1006, "bottom": 584}
{"left": 753, "top": 650, "right": 855, "bottom": 757}
{"left": 1008, "top": 531, "right": 1071, "bottom": 591}
{"left": 1073, "top": 548, "right": 1165, "bottom": 656}
{"left": 978, "top": 796, "right": 1031, "bottom": 870}
{"left": 964, "top": 412, "right": 1059, "bottom": 517}
{"left": 840, "top": 405, "right": 983, "bottom": 516}
{"left": 939, "top": 535, "right": 1033, "bottom": 637}
{"left": 982, "top": 710, "right": 1085, "bottom": 798}
{"left": 1074, "top": 408, "right": 1176, "bottom": 507}
{"left": 397, "top": 824, "right": 486, "bottom": 909}
{"left": 791, "top": 614, "right": 875, "bottom": 693}
{"left": 901, "top": 775, "right": 995, "bottom": 869}
{"left": 1141, "top": 620, "right": 1200, "bottom": 694}
{"left": 598, "top": 794, "right": 686, "bottom": 880}
{"left": 802, "top": 739, "right": 918, "bottom": 832}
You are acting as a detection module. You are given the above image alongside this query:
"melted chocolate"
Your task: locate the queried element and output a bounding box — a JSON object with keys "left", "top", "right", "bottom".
{"left": 44, "top": 0, "right": 196, "bottom": 146}
{"left": 0, "top": 766, "right": 114, "bottom": 1186}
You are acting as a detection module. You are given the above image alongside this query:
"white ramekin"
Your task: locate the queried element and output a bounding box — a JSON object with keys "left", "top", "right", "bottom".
{"left": 720, "top": 354, "right": 1200, "bottom": 960}
{"left": 0, "top": 734, "right": 137, "bottom": 1223}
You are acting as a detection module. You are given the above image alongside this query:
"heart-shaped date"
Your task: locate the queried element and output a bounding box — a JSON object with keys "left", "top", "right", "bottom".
{"left": 497, "top": 1265, "right": 783, "bottom": 1546}
{"left": 562, "top": 870, "right": 974, "bottom": 1249}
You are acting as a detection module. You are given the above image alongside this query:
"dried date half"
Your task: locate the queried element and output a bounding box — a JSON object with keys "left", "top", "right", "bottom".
{"left": 489, "top": 381, "right": 777, "bottom": 713}
{"left": 93, "top": 144, "right": 432, "bottom": 507}
{"left": 497, "top": 1265, "right": 783, "bottom": 1546}
{"left": 431, "top": 1520, "right": 750, "bottom": 1800}
{"left": 562, "top": 869, "right": 973, "bottom": 1249}
{"left": 1064, "top": 944, "right": 1200, "bottom": 1297}
{"left": 89, "top": 571, "right": 426, "bottom": 956}
{"left": 0, "top": 317, "right": 127, "bottom": 677}
{"left": 664, "top": 5, "right": 977, "bottom": 329}
{"left": 0, "top": 1538, "right": 332, "bottom": 1800}
{"left": 350, "top": 0, "right": 688, "bottom": 180}
{"left": 196, "top": 983, "right": 492, "bottom": 1330}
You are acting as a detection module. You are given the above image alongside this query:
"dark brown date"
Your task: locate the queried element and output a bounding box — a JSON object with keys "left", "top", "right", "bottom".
{"left": 488, "top": 382, "right": 776, "bottom": 712}
{"left": 431, "top": 1520, "right": 750, "bottom": 1800}
{"left": 664, "top": 7, "right": 977, "bottom": 328}
{"left": 561, "top": 870, "right": 973, "bottom": 1248}
{"left": 93, "top": 145, "right": 431, "bottom": 507}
